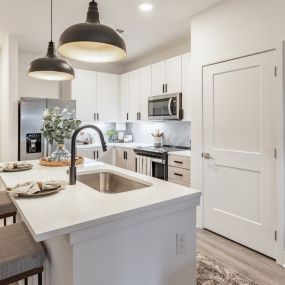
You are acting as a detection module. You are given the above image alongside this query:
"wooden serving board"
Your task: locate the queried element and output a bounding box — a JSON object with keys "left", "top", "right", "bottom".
{"left": 39, "top": 156, "right": 84, "bottom": 167}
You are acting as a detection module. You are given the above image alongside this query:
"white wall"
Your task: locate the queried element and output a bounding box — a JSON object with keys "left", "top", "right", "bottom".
{"left": 0, "top": 36, "right": 18, "bottom": 162}
{"left": 18, "top": 51, "right": 60, "bottom": 99}
{"left": 123, "top": 38, "right": 191, "bottom": 73}
{"left": 191, "top": 0, "right": 285, "bottom": 59}
{"left": 190, "top": 0, "right": 285, "bottom": 265}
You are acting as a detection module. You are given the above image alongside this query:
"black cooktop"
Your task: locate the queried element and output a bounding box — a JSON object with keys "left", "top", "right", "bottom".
{"left": 134, "top": 145, "right": 189, "bottom": 154}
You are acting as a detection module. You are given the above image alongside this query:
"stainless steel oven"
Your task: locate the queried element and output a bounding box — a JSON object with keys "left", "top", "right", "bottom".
{"left": 148, "top": 93, "right": 182, "bottom": 121}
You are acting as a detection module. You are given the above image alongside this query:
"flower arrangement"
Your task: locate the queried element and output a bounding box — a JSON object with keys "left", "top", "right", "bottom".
{"left": 42, "top": 107, "right": 81, "bottom": 145}
{"left": 42, "top": 107, "right": 81, "bottom": 162}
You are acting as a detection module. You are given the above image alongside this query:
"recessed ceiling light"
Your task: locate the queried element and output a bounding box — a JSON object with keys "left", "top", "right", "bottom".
{"left": 139, "top": 3, "right": 153, "bottom": 12}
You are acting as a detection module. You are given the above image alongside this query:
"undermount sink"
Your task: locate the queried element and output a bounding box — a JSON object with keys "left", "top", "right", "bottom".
{"left": 78, "top": 171, "right": 151, "bottom": 194}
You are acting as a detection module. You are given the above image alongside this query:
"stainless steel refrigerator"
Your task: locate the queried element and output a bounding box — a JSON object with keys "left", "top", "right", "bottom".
{"left": 18, "top": 97, "right": 76, "bottom": 161}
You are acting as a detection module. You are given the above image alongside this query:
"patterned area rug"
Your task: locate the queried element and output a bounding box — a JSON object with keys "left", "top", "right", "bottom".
{"left": 197, "top": 252, "right": 259, "bottom": 285}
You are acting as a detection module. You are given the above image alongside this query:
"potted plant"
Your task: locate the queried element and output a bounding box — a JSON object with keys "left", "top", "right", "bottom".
{"left": 42, "top": 107, "right": 81, "bottom": 162}
{"left": 106, "top": 129, "right": 117, "bottom": 142}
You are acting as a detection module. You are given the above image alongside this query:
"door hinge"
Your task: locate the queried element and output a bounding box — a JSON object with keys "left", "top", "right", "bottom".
{"left": 274, "top": 66, "right": 277, "bottom": 77}
{"left": 274, "top": 148, "right": 277, "bottom": 159}
{"left": 274, "top": 230, "right": 277, "bottom": 241}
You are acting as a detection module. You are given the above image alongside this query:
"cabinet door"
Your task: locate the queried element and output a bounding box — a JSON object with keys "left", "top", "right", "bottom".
{"left": 120, "top": 73, "right": 129, "bottom": 121}
{"left": 139, "top": 66, "right": 151, "bottom": 121}
{"left": 165, "top": 56, "right": 182, "bottom": 94}
{"left": 77, "top": 148, "right": 96, "bottom": 160}
{"left": 128, "top": 70, "right": 140, "bottom": 121}
{"left": 97, "top": 72, "right": 119, "bottom": 122}
{"left": 182, "top": 53, "right": 191, "bottom": 121}
{"left": 116, "top": 148, "right": 126, "bottom": 169}
{"left": 151, "top": 61, "right": 166, "bottom": 96}
{"left": 93, "top": 148, "right": 101, "bottom": 160}
{"left": 71, "top": 69, "right": 97, "bottom": 122}
{"left": 126, "top": 149, "right": 137, "bottom": 172}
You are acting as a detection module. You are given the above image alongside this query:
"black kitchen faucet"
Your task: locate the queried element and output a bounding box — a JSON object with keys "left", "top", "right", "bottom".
{"left": 69, "top": 125, "right": 107, "bottom": 185}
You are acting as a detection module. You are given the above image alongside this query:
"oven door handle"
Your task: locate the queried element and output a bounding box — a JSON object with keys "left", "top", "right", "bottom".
{"left": 151, "top": 158, "right": 166, "bottom": 164}
{"left": 168, "top": 98, "right": 173, "bottom": 116}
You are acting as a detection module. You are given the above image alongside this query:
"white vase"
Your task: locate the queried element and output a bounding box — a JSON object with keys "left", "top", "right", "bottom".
{"left": 49, "top": 143, "right": 71, "bottom": 162}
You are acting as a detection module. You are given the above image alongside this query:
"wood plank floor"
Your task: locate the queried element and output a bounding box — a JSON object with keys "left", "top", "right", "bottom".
{"left": 197, "top": 229, "right": 285, "bottom": 285}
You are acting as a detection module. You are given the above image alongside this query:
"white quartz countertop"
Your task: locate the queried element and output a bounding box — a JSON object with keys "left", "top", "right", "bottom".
{"left": 0, "top": 160, "right": 200, "bottom": 242}
{"left": 77, "top": 142, "right": 152, "bottom": 150}
{"left": 168, "top": 150, "right": 191, "bottom": 158}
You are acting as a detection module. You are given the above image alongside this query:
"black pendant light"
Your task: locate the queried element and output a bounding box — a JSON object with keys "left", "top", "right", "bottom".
{"left": 27, "top": 0, "right": 75, "bottom": 81}
{"left": 58, "top": 0, "right": 127, "bottom": 63}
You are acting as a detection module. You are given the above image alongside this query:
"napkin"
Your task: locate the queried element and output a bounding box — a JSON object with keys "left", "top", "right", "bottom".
{"left": 6, "top": 181, "right": 66, "bottom": 196}
{"left": 0, "top": 162, "right": 33, "bottom": 172}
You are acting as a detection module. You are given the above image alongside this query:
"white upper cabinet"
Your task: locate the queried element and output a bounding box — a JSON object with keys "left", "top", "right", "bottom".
{"left": 151, "top": 56, "right": 182, "bottom": 96}
{"left": 120, "top": 73, "right": 129, "bottom": 122}
{"left": 97, "top": 72, "right": 119, "bottom": 122}
{"left": 72, "top": 69, "right": 119, "bottom": 123}
{"left": 72, "top": 69, "right": 97, "bottom": 122}
{"left": 182, "top": 53, "right": 191, "bottom": 121}
{"left": 128, "top": 70, "right": 140, "bottom": 121}
{"left": 165, "top": 56, "right": 182, "bottom": 94}
{"left": 119, "top": 66, "right": 151, "bottom": 122}
{"left": 151, "top": 61, "right": 166, "bottom": 96}
{"left": 139, "top": 66, "right": 151, "bottom": 121}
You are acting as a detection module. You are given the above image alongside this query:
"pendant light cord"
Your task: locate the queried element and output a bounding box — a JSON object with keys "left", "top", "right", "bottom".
{"left": 50, "top": 0, "right": 53, "bottom": 41}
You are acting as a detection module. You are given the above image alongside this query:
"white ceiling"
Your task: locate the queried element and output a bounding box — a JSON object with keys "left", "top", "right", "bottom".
{"left": 0, "top": 0, "right": 224, "bottom": 64}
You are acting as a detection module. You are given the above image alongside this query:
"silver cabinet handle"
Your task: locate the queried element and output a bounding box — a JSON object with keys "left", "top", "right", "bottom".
{"left": 202, "top": 153, "right": 213, "bottom": 159}
{"left": 168, "top": 98, "right": 173, "bottom": 116}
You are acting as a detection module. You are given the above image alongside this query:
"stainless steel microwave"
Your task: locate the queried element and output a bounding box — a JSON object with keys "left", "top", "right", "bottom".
{"left": 148, "top": 93, "right": 183, "bottom": 121}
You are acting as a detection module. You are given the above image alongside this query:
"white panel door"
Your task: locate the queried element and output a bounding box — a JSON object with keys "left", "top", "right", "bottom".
{"left": 182, "top": 53, "right": 191, "bottom": 121}
{"left": 151, "top": 61, "right": 166, "bottom": 96}
{"left": 72, "top": 69, "right": 97, "bottom": 122}
{"left": 128, "top": 70, "right": 140, "bottom": 121}
{"left": 120, "top": 73, "right": 129, "bottom": 121}
{"left": 165, "top": 56, "right": 182, "bottom": 94}
{"left": 97, "top": 72, "right": 119, "bottom": 122}
{"left": 139, "top": 66, "right": 151, "bottom": 121}
{"left": 203, "top": 51, "right": 276, "bottom": 258}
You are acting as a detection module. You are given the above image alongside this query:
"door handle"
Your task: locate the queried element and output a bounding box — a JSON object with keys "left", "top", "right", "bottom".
{"left": 202, "top": 153, "right": 213, "bottom": 159}
{"left": 168, "top": 98, "right": 173, "bottom": 116}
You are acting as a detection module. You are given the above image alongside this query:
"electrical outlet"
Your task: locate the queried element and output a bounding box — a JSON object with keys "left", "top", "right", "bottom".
{"left": 176, "top": 232, "right": 187, "bottom": 255}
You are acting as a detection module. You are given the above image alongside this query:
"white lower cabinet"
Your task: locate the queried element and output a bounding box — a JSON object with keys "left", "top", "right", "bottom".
{"left": 77, "top": 147, "right": 113, "bottom": 164}
{"left": 115, "top": 148, "right": 136, "bottom": 171}
{"left": 168, "top": 154, "right": 191, "bottom": 187}
{"left": 76, "top": 148, "right": 95, "bottom": 160}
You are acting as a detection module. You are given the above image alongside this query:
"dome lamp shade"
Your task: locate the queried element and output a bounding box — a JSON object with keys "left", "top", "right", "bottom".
{"left": 58, "top": 0, "right": 127, "bottom": 63}
{"left": 28, "top": 41, "right": 75, "bottom": 81}
{"left": 27, "top": 0, "right": 75, "bottom": 81}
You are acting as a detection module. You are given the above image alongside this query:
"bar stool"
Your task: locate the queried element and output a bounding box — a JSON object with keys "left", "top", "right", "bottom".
{"left": 0, "top": 222, "right": 45, "bottom": 285}
{"left": 0, "top": 191, "right": 17, "bottom": 226}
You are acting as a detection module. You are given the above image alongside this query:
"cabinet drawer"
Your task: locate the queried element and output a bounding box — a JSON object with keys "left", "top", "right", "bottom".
{"left": 168, "top": 178, "right": 190, "bottom": 188}
{"left": 168, "top": 155, "right": 190, "bottom": 170}
{"left": 168, "top": 166, "right": 190, "bottom": 185}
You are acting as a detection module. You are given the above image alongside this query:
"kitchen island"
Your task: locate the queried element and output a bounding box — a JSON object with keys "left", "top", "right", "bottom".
{"left": 0, "top": 160, "right": 200, "bottom": 285}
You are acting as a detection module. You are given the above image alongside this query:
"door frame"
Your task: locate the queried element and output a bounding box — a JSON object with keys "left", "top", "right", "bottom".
{"left": 191, "top": 41, "right": 285, "bottom": 265}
